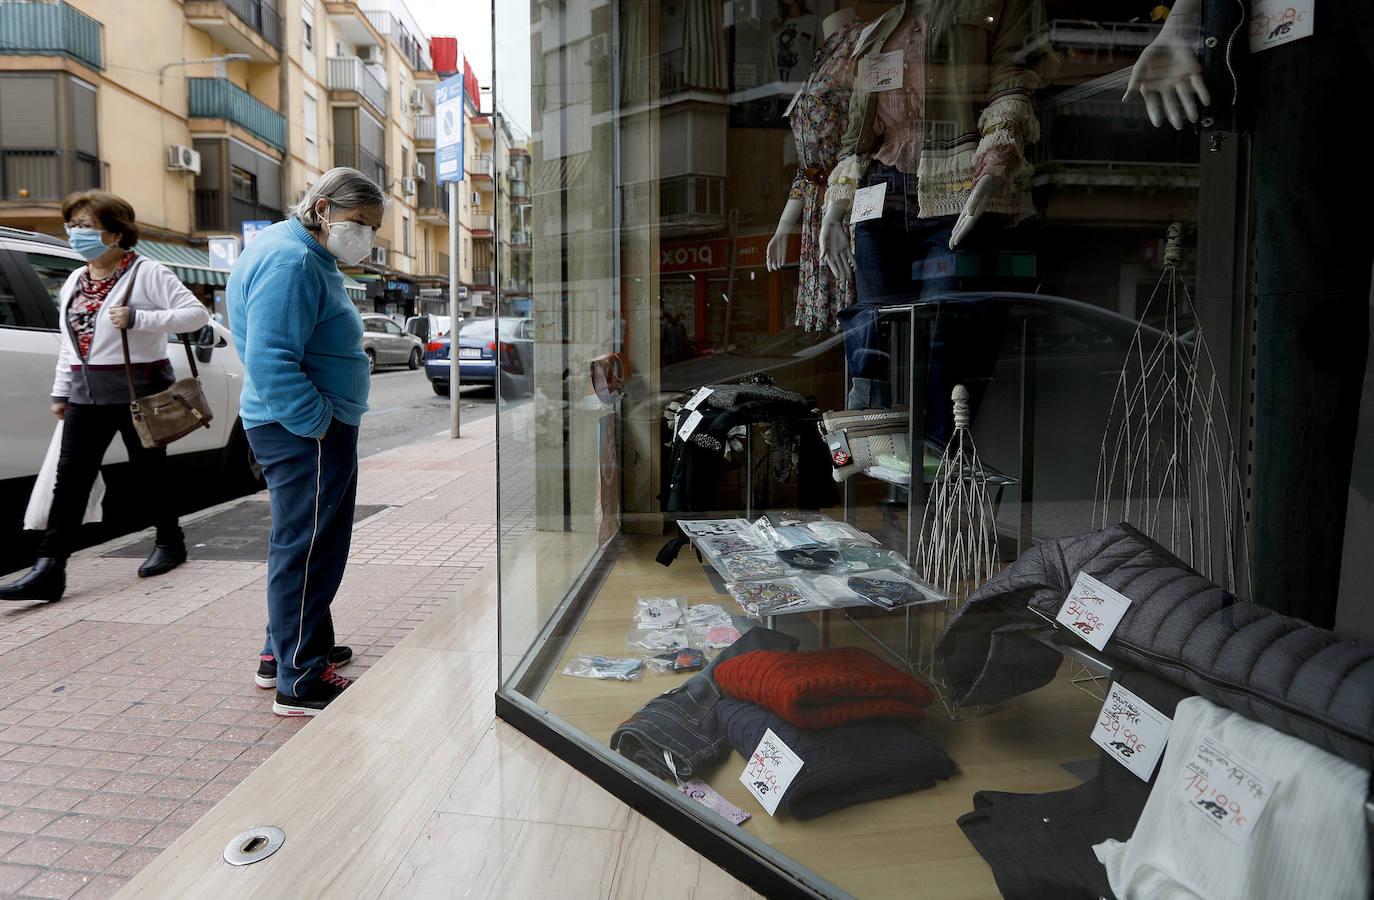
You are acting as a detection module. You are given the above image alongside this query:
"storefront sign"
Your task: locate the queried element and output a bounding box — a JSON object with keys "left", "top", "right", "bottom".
{"left": 660, "top": 240, "right": 729, "bottom": 274}
{"left": 741, "top": 728, "right": 803, "bottom": 816}
{"left": 851, "top": 183, "right": 887, "bottom": 224}
{"left": 1174, "top": 734, "right": 1277, "bottom": 844}
{"left": 1249, "top": 0, "right": 1314, "bottom": 53}
{"left": 1057, "top": 572, "right": 1132, "bottom": 651}
{"left": 1090, "top": 683, "right": 1172, "bottom": 781}
{"left": 862, "top": 50, "right": 904, "bottom": 93}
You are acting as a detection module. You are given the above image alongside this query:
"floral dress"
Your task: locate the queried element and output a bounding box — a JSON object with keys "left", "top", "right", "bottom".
{"left": 787, "top": 21, "right": 864, "bottom": 333}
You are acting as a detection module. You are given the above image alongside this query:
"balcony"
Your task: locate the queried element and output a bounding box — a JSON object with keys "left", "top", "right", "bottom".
{"left": 184, "top": 0, "right": 281, "bottom": 63}
{"left": 334, "top": 144, "right": 388, "bottom": 193}
{"left": 417, "top": 178, "right": 447, "bottom": 223}
{"left": 188, "top": 78, "right": 286, "bottom": 152}
{"left": 418, "top": 251, "right": 450, "bottom": 276}
{"left": 469, "top": 154, "right": 493, "bottom": 190}
{"left": 0, "top": 1, "right": 103, "bottom": 70}
{"left": 327, "top": 56, "right": 388, "bottom": 118}
{"left": 365, "top": 10, "right": 431, "bottom": 72}
{"left": 470, "top": 212, "right": 492, "bottom": 236}
{"left": 472, "top": 268, "right": 494, "bottom": 289}
{"left": 324, "top": 1, "right": 382, "bottom": 50}
{"left": 510, "top": 179, "right": 530, "bottom": 202}
{"left": 1, "top": 149, "right": 102, "bottom": 202}
{"left": 415, "top": 114, "right": 435, "bottom": 145}
{"left": 194, "top": 189, "right": 281, "bottom": 233}
{"left": 510, "top": 229, "right": 531, "bottom": 249}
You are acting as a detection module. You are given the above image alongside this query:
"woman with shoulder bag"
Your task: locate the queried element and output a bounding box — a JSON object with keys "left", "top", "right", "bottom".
{"left": 0, "top": 191, "right": 210, "bottom": 604}
{"left": 226, "top": 168, "right": 381, "bottom": 717}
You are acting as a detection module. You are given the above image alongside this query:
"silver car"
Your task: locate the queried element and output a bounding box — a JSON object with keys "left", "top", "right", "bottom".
{"left": 361, "top": 314, "right": 425, "bottom": 373}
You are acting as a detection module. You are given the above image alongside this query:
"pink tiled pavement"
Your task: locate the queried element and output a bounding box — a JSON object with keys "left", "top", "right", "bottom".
{"left": 0, "top": 417, "right": 499, "bottom": 899}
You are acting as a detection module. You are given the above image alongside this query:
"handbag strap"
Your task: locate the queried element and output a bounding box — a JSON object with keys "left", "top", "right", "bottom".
{"left": 117, "top": 259, "right": 199, "bottom": 402}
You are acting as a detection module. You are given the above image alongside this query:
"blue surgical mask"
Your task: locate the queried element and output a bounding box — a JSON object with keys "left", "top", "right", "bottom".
{"left": 66, "top": 227, "right": 110, "bottom": 261}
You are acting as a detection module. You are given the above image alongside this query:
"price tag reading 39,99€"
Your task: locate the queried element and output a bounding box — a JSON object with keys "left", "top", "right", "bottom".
{"left": 740, "top": 728, "right": 804, "bottom": 816}
{"left": 850, "top": 183, "right": 887, "bottom": 224}
{"left": 1090, "top": 682, "right": 1172, "bottom": 781}
{"left": 1056, "top": 572, "right": 1132, "bottom": 651}
{"left": 1173, "top": 734, "right": 1277, "bottom": 845}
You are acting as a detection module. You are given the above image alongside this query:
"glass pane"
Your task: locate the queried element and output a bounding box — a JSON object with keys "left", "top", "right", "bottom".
{"left": 22, "top": 251, "right": 82, "bottom": 312}
{"left": 495, "top": 0, "right": 1373, "bottom": 895}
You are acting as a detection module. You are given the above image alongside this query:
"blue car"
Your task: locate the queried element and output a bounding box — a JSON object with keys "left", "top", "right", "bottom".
{"left": 425, "top": 316, "right": 534, "bottom": 396}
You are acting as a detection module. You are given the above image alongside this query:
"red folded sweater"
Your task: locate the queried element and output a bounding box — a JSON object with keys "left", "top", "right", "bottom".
{"left": 714, "top": 647, "right": 938, "bottom": 729}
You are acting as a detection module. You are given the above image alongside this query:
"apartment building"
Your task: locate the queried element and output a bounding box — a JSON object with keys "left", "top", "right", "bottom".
{"left": 0, "top": 0, "right": 496, "bottom": 317}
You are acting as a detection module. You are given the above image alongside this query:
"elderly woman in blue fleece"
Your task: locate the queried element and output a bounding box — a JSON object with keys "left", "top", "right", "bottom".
{"left": 226, "top": 167, "right": 383, "bottom": 717}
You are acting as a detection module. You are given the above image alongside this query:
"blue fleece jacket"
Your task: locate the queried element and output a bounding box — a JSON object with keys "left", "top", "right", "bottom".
{"left": 226, "top": 218, "right": 370, "bottom": 438}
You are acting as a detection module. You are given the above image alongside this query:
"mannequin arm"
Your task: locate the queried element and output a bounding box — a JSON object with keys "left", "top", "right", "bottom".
{"left": 819, "top": 201, "right": 854, "bottom": 281}
{"left": 1125, "top": 0, "right": 1211, "bottom": 129}
{"left": 766, "top": 198, "right": 804, "bottom": 271}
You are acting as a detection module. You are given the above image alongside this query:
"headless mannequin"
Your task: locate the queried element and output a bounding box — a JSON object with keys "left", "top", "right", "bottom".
{"left": 766, "top": 6, "right": 860, "bottom": 271}
{"left": 817, "top": 0, "right": 1010, "bottom": 279}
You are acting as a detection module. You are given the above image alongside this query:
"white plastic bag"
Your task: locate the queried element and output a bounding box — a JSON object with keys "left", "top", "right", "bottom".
{"left": 23, "top": 421, "right": 103, "bottom": 531}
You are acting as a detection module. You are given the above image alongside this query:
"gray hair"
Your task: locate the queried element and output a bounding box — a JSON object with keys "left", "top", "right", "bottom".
{"left": 294, "top": 167, "right": 386, "bottom": 228}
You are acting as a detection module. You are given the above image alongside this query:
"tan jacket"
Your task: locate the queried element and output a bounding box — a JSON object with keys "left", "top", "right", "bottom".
{"left": 828, "top": 0, "right": 1058, "bottom": 220}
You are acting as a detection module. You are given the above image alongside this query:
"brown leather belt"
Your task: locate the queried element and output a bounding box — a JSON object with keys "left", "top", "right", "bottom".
{"left": 800, "top": 165, "right": 828, "bottom": 186}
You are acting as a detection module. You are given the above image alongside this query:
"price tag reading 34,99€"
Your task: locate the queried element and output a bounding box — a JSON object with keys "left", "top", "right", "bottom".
{"left": 740, "top": 728, "right": 804, "bottom": 816}
{"left": 1173, "top": 734, "right": 1277, "bottom": 845}
{"left": 1057, "top": 572, "right": 1132, "bottom": 651}
{"left": 1090, "top": 682, "right": 1172, "bottom": 781}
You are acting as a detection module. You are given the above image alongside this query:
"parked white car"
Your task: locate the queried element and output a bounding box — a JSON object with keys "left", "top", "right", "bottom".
{"left": 0, "top": 226, "right": 250, "bottom": 485}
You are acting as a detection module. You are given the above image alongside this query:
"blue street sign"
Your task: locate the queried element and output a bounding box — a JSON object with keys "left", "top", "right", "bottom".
{"left": 242, "top": 220, "right": 272, "bottom": 246}
{"left": 436, "top": 75, "right": 465, "bottom": 185}
{"left": 208, "top": 236, "right": 239, "bottom": 272}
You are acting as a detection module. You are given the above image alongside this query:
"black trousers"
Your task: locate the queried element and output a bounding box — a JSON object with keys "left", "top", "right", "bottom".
{"left": 37, "top": 402, "right": 182, "bottom": 559}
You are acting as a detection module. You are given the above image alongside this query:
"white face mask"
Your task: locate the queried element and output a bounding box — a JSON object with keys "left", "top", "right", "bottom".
{"left": 318, "top": 207, "right": 376, "bottom": 265}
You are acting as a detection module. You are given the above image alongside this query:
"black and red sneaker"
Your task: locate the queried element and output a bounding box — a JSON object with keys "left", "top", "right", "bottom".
{"left": 255, "top": 646, "right": 354, "bottom": 689}
{"left": 272, "top": 664, "right": 353, "bottom": 717}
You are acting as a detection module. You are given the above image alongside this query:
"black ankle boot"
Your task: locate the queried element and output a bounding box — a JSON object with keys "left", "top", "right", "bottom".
{"left": 0, "top": 558, "right": 66, "bottom": 603}
{"left": 138, "top": 543, "right": 187, "bottom": 578}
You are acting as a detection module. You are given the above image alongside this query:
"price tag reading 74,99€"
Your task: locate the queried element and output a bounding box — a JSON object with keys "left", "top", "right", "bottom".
{"left": 1056, "top": 572, "right": 1132, "bottom": 651}
{"left": 1173, "top": 734, "right": 1277, "bottom": 845}
{"left": 740, "top": 728, "right": 804, "bottom": 816}
{"left": 1090, "top": 682, "right": 1172, "bottom": 781}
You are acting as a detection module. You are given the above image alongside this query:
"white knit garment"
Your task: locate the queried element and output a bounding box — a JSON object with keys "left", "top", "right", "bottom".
{"left": 1094, "top": 696, "right": 1370, "bottom": 900}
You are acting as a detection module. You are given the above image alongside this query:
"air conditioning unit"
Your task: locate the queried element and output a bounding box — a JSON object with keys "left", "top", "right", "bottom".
{"left": 412, "top": 161, "right": 426, "bottom": 180}
{"left": 589, "top": 33, "right": 611, "bottom": 59}
{"left": 370, "top": 245, "right": 388, "bottom": 265}
{"left": 402, "top": 176, "right": 417, "bottom": 196}
{"left": 470, "top": 191, "right": 480, "bottom": 206}
{"left": 409, "top": 87, "right": 426, "bottom": 108}
{"left": 166, "top": 144, "right": 201, "bottom": 175}
{"left": 357, "top": 45, "right": 382, "bottom": 65}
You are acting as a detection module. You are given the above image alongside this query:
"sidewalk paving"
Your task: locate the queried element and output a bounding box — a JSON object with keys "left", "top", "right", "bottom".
{"left": 0, "top": 417, "right": 498, "bottom": 900}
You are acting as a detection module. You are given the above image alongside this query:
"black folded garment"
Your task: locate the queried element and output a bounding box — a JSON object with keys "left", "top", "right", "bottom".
{"left": 957, "top": 669, "right": 1193, "bottom": 900}
{"left": 716, "top": 698, "right": 957, "bottom": 819}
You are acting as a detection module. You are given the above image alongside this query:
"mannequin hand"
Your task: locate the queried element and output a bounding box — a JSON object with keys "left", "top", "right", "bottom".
{"left": 950, "top": 174, "right": 1006, "bottom": 250}
{"left": 819, "top": 203, "right": 854, "bottom": 281}
{"left": 766, "top": 229, "right": 790, "bottom": 271}
{"left": 107, "top": 307, "right": 132, "bottom": 329}
{"left": 1126, "top": 19, "right": 1211, "bottom": 129}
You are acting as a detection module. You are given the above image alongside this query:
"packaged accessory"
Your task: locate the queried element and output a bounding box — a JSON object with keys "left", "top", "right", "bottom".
{"left": 721, "top": 552, "right": 789, "bottom": 581}
{"left": 701, "top": 624, "right": 743, "bottom": 650}
{"left": 728, "top": 579, "right": 810, "bottom": 617}
{"left": 838, "top": 545, "right": 908, "bottom": 572}
{"left": 678, "top": 518, "right": 750, "bottom": 538}
{"left": 647, "top": 647, "right": 708, "bottom": 674}
{"left": 685, "top": 603, "right": 734, "bottom": 629}
{"left": 847, "top": 573, "right": 930, "bottom": 609}
{"left": 776, "top": 546, "right": 840, "bottom": 571}
{"left": 818, "top": 407, "right": 910, "bottom": 482}
{"left": 561, "top": 655, "right": 644, "bottom": 681}
{"left": 702, "top": 534, "right": 760, "bottom": 558}
{"left": 627, "top": 627, "right": 691, "bottom": 653}
{"left": 113, "top": 260, "right": 213, "bottom": 449}
{"left": 634, "top": 596, "right": 686, "bottom": 628}
{"left": 804, "top": 520, "right": 879, "bottom": 546}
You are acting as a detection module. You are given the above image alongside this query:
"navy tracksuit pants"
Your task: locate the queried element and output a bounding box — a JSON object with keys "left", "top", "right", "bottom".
{"left": 246, "top": 420, "right": 358, "bottom": 697}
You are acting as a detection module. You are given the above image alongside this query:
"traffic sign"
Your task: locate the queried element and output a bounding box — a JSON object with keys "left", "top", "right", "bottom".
{"left": 241, "top": 220, "right": 272, "bottom": 246}
{"left": 436, "top": 74, "right": 465, "bottom": 184}
{"left": 208, "top": 236, "right": 240, "bottom": 272}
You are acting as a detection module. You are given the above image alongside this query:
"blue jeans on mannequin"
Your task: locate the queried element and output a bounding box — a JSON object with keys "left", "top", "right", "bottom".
{"left": 246, "top": 419, "right": 358, "bottom": 697}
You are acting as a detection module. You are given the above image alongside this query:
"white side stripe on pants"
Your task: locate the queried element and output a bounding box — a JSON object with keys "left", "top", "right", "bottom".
{"left": 290, "top": 438, "right": 324, "bottom": 695}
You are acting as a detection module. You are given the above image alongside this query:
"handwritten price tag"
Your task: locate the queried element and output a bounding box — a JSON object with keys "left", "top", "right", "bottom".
{"left": 861, "top": 49, "right": 903, "bottom": 93}
{"left": 1173, "top": 734, "right": 1276, "bottom": 844}
{"left": 850, "top": 183, "right": 887, "bottom": 224}
{"left": 677, "top": 410, "right": 704, "bottom": 441}
{"left": 740, "top": 728, "right": 803, "bottom": 816}
{"left": 1056, "top": 572, "right": 1132, "bottom": 651}
{"left": 1249, "top": 0, "right": 1313, "bottom": 53}
{"left": 1090, "top": 683, "right": 1172, "bottom": 781}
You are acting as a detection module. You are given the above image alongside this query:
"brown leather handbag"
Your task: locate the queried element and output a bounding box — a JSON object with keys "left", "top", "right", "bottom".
{"left": 118, "top": 273, "right": 214, "bottom": 449}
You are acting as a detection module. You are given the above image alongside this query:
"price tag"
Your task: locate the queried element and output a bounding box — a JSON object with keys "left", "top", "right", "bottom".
{"left": 861, "top": 49, "right": 904, "bottom": 92}
{"left": 740, "top": 728, "right": 804, "bottom": 816}
{"left": 683, "top": 387, "right": 714, "bottom": 411}
{"left": 1090, "top": 683, "right": 1173, "bottom": 781}
{"left": 679, "top": 780, "right": 751, "bottom": 825}
{"left": 1173, "top": 734, "right": 1277, "bottom": 844}
{"left": 853, "top": 19, "right": 884, "bottom": 56}
{"left": 850, "top": 183, "right": 887, "bottom": 224}
{"left": 824, "top": 430, "right": 854, "bottom": 468}
{"left": 677, "top": 410, "right": 704, "bottom": 441}
{"left": 1249, "top": 0, "right": 1313, "bottom": 53}
{"left": 1056, "top": 572, "right": 1132, "bottom": 651}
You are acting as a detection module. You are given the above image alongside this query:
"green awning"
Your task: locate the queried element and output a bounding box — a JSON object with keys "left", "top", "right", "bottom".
{"left": 139, "top": 239, "right": 367, "bottom": 299}
{"left": 137, "top": 240, "right": 226, "bottom": 287}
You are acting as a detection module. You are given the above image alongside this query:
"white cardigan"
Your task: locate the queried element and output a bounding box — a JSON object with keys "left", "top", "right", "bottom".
{"left": 53, "top": 256, "right": 210, "bottom": 400}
